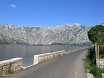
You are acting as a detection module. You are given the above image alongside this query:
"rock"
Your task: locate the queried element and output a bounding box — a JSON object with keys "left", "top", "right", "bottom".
{"left": 102, "top": 73, "right": 104, "bottom": 78}
{"left": 87, "top": 73, "right": 94, "bottom": 78}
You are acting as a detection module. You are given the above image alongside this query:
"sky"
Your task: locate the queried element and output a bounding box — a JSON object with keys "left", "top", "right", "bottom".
{"left": 0, "top": 0, "right": 104, "bottom": 26}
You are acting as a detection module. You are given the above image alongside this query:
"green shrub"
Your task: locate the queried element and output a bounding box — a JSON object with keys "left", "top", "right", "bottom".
{"left": 85, "top": 48, "right": 104, "bottom": 78}
{"left": 6, "top": 66, "right": 14, "bottom": 75}
{"left": 90, "top": 66, "right": 104, "bottom": 78}
{"left": 8, "top": 67, "right": 14, "bottom": 74}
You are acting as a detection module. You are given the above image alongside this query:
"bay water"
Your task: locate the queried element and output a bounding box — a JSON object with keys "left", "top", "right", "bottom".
{"left": 0, "top": 45, "right": 87, "bottom": 66}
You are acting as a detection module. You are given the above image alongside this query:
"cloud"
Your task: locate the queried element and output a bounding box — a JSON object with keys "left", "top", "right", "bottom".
{"left": 9, "top": 4, "right": 16, "bottom": 8}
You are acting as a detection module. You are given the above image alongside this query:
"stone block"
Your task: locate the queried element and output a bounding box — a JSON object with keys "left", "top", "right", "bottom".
{"left": 34, "top": 55, "right": 39, "bottom": 65}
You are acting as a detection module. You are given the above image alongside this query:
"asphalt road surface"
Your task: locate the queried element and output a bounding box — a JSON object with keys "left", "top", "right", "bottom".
{"left": 2, "top": 49, "right": 87, "bottom": 78}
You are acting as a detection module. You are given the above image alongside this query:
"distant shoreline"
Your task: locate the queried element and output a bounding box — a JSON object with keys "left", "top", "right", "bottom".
{"left": 0, "top": 43, "right": 91, "bottom": 46}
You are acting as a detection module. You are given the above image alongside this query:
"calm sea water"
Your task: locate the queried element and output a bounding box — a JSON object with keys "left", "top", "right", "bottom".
{"left": 0, "top": 45, "right": 87, "bottom": 66}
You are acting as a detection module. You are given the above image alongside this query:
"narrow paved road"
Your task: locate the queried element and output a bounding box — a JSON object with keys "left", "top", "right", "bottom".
{"left": 3, "top": 49, "right": 87, "bottom": 78}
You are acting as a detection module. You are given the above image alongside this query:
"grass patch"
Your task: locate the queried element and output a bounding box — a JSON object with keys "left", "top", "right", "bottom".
{"left": 85, "top": 59, "right": 92, "bottom": 72}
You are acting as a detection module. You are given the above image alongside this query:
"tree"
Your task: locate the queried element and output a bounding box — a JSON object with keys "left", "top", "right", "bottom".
{"left": 88, "top": 25, "right": 104, "bottom": 58}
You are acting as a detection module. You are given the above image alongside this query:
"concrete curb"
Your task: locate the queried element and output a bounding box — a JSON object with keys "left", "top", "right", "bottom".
{"left": 87, "top": 73, "right": 94, "bottom": 78}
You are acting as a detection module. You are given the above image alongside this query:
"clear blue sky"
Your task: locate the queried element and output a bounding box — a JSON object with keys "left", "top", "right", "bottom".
{"left": 0, "top": 0, "right": 104, "bottom": 26}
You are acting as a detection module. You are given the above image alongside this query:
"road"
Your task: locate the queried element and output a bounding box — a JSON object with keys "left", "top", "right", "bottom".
{"left": 2, "top": 49, "right": 87, "bottom": 78}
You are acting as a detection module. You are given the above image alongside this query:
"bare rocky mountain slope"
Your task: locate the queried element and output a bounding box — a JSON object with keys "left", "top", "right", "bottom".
{"left": 0, "top": 24, "right": 91, "bottom": 45}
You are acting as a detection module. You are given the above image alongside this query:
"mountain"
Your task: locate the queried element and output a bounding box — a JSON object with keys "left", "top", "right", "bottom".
{"left": 100, "top": 23, "right": 104, "bottom": 26}
{"left": 0, "top": 24, "right": 91, "bottom": 45}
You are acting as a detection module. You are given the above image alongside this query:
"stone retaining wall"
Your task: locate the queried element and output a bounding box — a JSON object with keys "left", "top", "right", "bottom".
{"left": 33, "top": 48, "right": 87, "bottom": 65}
{"left": 96, "top": 59, "right": 104, "bottom": 69}
{"left": 0, "top": 58, "right": 22, "bottom": 76}
{"left": 33, "top": 50, "right": 66, "bottom": 65}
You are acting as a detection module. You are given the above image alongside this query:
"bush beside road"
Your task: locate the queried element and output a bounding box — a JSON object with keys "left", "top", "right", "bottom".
{"left": 85, "top": 47, "right": 104, "bottom": 78}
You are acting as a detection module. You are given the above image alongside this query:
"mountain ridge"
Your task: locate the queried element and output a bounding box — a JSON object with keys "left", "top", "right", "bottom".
{"left": 0, "top": 23, "right": 91, "bottom": 45}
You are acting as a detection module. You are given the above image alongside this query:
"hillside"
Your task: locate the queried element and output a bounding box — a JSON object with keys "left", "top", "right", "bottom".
{"left": 0, "top": 24, "right": 91, "bottom": 45}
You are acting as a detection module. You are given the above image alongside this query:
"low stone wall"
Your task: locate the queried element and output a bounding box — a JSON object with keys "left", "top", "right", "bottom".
{"left": 96, "top": 59, "right": 104, "bottom": 69}
{"left": 33, "top": 48, "right": 87, "bottom": 65}
{"left": 34, "top": 50, "right": 66, "bottom": 65}
{"left": 0, "top": 48, "right": 86, "bottom": 76}
{"left": 0, "top": 58, "right": 22, "bottom": 76}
